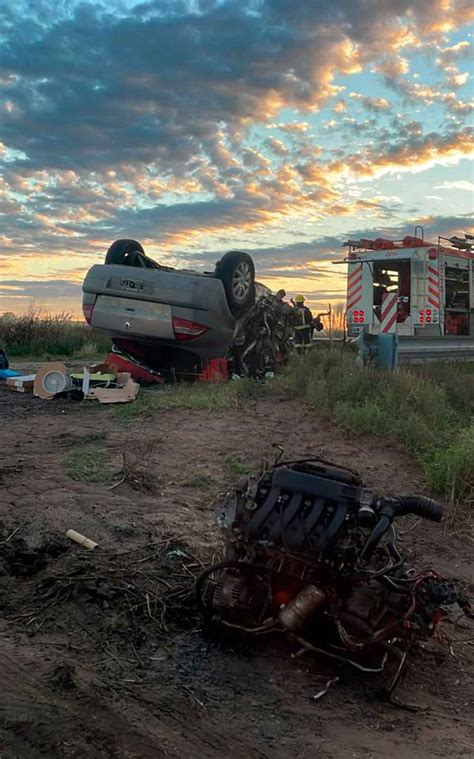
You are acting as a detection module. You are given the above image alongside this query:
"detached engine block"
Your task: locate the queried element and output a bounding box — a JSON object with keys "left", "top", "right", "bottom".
{"left": 198, "top": 459, "right": 469, "bottom": 687}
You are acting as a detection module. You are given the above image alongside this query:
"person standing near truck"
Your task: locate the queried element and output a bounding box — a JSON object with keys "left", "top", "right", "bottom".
{"left": 293, "top": 294, "right": 314, "bottom": 352}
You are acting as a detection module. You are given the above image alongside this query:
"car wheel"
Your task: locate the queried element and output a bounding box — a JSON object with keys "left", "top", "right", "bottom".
{"left": 215, "top": 251, "right": 255, "bottom": 317}
{"left": 105, "top": 239, "right": 145, "bottom": 265}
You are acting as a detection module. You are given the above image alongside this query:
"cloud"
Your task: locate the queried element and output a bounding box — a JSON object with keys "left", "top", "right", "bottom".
{"left": 324, "top": 127, "right": 474, "bottom": 181}
{"left": 349, "top": 92, "right": 391, "bottom": 111}
{"left": 332, "top": 99, "right": 347, "bottom": 113}
{"left": 441, "top": 93, "right": 474, "bottom": 115}
{"left": 0, "top": 0, "right": 473, "bottom": 315}
{"left": 1, "top": 0, "right": 471, "bottom": 177}
{"left": 2, "top": 214, "right": 472, "bottom": 314}
{"left": 1, "top": 124, "right": 471, "bottom": 262}
{"left": 0, "top": 279, "right": 82, "bottom": 313}
{"left": 434, "top": 180, "right": 474, "bottom": 192}
{"left": 374, "top": 37, "right": 472, "bottom": 123}
{"left": 265, "top": 137, "right": 289, "bottom": 156}
{"left": 436, "top": 41, "right": 471, "bottom": 66}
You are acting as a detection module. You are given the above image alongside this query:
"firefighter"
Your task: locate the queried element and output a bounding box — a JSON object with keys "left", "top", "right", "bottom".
{"left": 293, "top": 294, "right": 313, "bottom": 353}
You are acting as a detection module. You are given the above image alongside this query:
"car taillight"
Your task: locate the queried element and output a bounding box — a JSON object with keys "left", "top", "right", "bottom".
{"left": 83, "top": 303, "right": 95, "bottom": 325}
{"left": 172, "top": 316, "right": 209, "bottom": 341}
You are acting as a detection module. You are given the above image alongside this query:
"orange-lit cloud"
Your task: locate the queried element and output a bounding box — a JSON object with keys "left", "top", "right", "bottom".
{"left": 0, "top": 0, "right": 473, "bottom": 315}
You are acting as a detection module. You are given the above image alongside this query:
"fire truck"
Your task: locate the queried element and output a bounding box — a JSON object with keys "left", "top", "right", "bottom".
{"left": 344, "top": 229, "right": 474, "bottom": 339}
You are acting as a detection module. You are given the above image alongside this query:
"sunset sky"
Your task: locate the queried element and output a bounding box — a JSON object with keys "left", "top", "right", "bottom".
{"left": 0, "top": 0, "right": 473, "bottom": 316}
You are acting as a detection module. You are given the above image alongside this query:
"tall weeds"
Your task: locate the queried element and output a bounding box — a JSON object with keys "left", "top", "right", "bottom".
{"left": 0, "top": 308, "right": 110, "bottom": 358}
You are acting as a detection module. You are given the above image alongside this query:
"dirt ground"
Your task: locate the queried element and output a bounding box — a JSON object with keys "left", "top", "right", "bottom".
{"left": 0, "top": 379, "right": 473, "bottom": 759}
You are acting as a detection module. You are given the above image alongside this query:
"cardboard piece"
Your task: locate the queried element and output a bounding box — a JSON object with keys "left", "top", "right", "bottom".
{"left": 86, "top": 372, "right": 139, "bottom": 404}
{"left": 34, "top": 362, "right": 71, "bottom": 399}
{"left": 6, "top": 374, "right": 36, "bottom": 393}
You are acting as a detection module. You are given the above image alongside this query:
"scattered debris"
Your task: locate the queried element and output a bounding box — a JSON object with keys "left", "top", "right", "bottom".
{"left": 6, "top": 373, "right": 36, "bottom": 393}
{"left": 86, "top": 371, "right": 139, "bottom": 404}
{"left": 2, "top": 536, "right": 199, "bottom": 641}
{"left": 66, "top": 529, "right": 99, "bottom": 551}
{"left": 0, "top": 368, "right": 21, "bottom": 380}
{"left": 3, "top": 359, "right": 140, "bottom": 404}
{"left": 312, "top": 676, "right": 340, "bottom": 701}
{"left": 34, "top": 362, "right": 71, "bottom": 399}
{"left": 198, "top": 457, "right": 472, "bottom": 697}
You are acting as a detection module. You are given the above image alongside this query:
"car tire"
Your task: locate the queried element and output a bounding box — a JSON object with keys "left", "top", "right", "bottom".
{"left": 215, "top": 251, "right": 255, "bottom": 317}
{"left": 105, "top": 239, "right": 145, "bottom": 265}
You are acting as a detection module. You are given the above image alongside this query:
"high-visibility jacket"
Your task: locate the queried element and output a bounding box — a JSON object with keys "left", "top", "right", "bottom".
{"left": 295, "top": 306, "right": 313, "bottom": 332}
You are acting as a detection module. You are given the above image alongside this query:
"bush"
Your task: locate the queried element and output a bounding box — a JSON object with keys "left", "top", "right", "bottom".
{"left": 0, "top": 308, "right": 111, "bottom": 358}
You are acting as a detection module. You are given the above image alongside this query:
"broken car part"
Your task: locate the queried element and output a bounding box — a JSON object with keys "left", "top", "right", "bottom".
{"left": 197, "top": 458, "right": 471, "bottom": 691}
{"left": 230, "top": 291, "right": 301, "bottom": 378}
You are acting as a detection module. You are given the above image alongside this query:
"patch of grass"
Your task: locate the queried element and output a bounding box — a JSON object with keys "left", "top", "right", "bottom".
{"left": 116, "top": 377, "right": 265, "bottom": 419}
{"left": 224, "top": 456, "right": 251, "bottom": 476}
{"left": 412, "top": 362, "right": 474, "bottom": 415}
{"left": 63, "top": 446, "right": 119, "bottom": 483}
{"left": 182, "top": 473, "right": 214, "bottom": 489}
{"left": 276, "top": 346, "right": 473, "bottom": 502}
{"left": 87, "top": 431, "right": 107, "bottom": 442}
{"left": 424, "top": 423, "right": 474, "bottom": 504}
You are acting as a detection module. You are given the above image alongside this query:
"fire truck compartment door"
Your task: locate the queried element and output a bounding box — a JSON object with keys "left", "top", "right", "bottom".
{"left": 346, "top": 262, "right": 373, "bottom": 332}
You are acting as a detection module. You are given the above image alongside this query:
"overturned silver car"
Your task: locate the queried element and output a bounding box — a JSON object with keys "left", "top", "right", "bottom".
{"left": 82, "top": 239, "right": 321, "bottom": 378}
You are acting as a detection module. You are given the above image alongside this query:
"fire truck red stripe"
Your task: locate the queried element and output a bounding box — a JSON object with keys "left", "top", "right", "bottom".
{"left": 347, "top": 272, "right": 363, "bottom": 292}
{"left": 428, "top": 285, "right": 439, "bottom": 297}
{"left": 347, "top": 281, "right": 363, "bottom": 300}
{"left": 347, "top": 289, "right": 362, "bottom": 306}
{"left": 347, "top": 297, "right": 362, "bottom": 311}
{"left": 381, "top": 312, "right": 397, "bottom": 333}
{"left": 427, "top": 266, "right": 439, "bottom": 278}
{"left": 428, "top": 296, "right": 440, "bottom": 308}
{"left": 380, "top": 293, "right": 398, "bottom": 322}
{"left": 348, "top": 264, "right": 363, "bottom": 283}
{"left": 348, "top": 273, "right": 362, "bottom": 290}
{"left": 347, "top": 294, "right": 362, "bottom": 310}
{"left": 428, "top": 277, "right": 439, "bottom": 289}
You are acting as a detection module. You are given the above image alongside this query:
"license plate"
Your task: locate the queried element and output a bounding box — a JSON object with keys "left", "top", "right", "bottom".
{"left": 120, "top": 278, "right": 144, "bottom": 293}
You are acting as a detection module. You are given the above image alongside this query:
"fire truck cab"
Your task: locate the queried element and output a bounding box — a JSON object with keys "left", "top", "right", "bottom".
{"left": 345, "top": 230, "right": 474, "bottom": 338}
